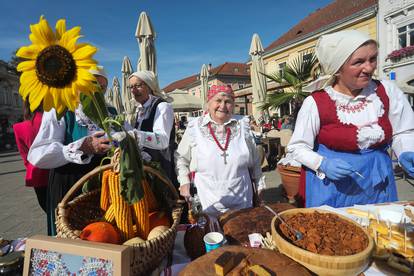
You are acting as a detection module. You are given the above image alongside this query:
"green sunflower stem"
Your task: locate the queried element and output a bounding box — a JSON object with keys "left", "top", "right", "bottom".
{"left": 89, "top": 93, "right": 113, "bottom": 141}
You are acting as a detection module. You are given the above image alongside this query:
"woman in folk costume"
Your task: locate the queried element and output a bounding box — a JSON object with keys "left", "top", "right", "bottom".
{"left": 287, "top": 30, "right": 414, "bottom": 208}
{"left": 13, "top": 100, "right": 49, "bottom": 213}
{"left": 28, "top": 66, "right": 112, "bottom": 235}
{"left": 176, "top": 85, "right": 266, "bottom": 220}
{"left": 125, "top": 70, "right": 177, "bottom": 188}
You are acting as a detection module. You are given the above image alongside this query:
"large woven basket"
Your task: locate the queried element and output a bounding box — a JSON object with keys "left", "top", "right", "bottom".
{"left": 56, "top": 163, "right": 184, "bottom": 275}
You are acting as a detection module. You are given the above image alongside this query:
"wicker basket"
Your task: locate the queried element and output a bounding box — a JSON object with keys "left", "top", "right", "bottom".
{"left": 56, "top": 163, "right": 184, "bottom": 275}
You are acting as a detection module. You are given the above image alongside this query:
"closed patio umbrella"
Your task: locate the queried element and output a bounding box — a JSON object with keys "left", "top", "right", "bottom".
{"left": 121, "top": 56, "right": 136, "bottom": 125}
{"left": 249, "top": 33, "right": 269, "bottom": 123}
{"left": 169, "top": 89, "right": 202, "bottom": 112}
{"left": 112, "top": 77, "right": 124, "bottom": 115}
{"left": 105, "top": 86, "right": 114, "bottom": 107}
{"left": 135, "top": 11, "right": 157, "bottom": 75}
{"left": 200, "top": 64, "right": 209, "bottom": 110}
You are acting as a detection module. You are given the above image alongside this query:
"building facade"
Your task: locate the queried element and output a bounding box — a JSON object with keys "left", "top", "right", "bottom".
{"left": 237, "top": 0, "right": 378, "bottom": 117}
{"left": 163, "top": 62, "right": 251, "bottom": 114}
{"left": 378, "top": 0, "right": 414, "bottom": 105}
{"left": 0, "top": 60, "right": 22, "bottom": 145}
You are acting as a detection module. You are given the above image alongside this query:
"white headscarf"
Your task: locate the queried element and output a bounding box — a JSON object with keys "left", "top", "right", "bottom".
{"left": 303, "top": 30, "right": 375, "bottom": 92}
{"left": 89, "top": 65, "right": 108, "bottom": 80}
{"left": 129, "top": 70, "right": 172, "bottom": 102}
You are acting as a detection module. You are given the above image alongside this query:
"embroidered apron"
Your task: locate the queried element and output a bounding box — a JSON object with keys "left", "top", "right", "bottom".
{"left": 193, "top": 121, "right": 253, "bottom": 217}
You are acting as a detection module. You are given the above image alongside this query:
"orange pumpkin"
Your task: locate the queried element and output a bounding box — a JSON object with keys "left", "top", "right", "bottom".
{"left": 149, "top": 211, "right": 171, "bottom": 230}
{"left": 79, "top": 222, "right": 121, "bottom": 244}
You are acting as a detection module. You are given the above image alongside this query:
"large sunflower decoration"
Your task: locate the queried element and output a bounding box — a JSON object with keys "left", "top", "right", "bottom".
{"left": 16, "top": 16, "right": 98, "bottom": 115}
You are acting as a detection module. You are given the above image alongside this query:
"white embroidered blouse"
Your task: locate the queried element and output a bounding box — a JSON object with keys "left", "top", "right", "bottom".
{"left": 176, "top": 114, "right": 266, "bottom": 191}
{"left": 287, "top": 80, "right": 414, "bottom": 172}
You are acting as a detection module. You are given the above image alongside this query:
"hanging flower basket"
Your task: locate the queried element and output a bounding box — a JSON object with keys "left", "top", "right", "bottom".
{"left": 386, "top": 46, "right": 414, "bottom": 62}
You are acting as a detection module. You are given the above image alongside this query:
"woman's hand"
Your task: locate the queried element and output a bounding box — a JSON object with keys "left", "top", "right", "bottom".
{"left": 399, "top": 152, "right": 414, "bottom": 177}
{"left": 79, "top": 131, "right": 111, "bottom": 155}
{"left": 319, "top": 158, "right": 354, "bottom": 180}
{"left": 179, "top": 183, "right": 191, "bottom": 202}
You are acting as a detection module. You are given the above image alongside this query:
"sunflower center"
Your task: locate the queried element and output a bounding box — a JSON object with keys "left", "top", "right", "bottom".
{"left": 36, "top": 45, "right": 76, "bottom": 88}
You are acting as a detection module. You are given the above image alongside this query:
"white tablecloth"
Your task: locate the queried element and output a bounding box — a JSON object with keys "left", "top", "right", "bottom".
{"left": 159, "top": 205, "right": 408, "bottom": 276}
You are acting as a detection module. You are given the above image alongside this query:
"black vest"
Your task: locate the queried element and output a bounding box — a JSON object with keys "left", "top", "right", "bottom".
{"left": 137, "top": 98, "right": 178, "bottom": 188}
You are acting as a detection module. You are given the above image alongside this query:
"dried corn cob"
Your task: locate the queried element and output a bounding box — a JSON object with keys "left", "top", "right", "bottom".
{"left": 108, "top": 171, "right": 134, "bottom": 241}
{"left": 100, "top": 169, "right": 111, "bottom": 211}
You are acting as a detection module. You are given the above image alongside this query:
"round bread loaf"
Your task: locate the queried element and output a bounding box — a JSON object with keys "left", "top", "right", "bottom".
{"left": 218, "top": 203, "right": 294, "bottom": 246}
{"left": 179, "top": 245, "right": 311, "bottom": 276}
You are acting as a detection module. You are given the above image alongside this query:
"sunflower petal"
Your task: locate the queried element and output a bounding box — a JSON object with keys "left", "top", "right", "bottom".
{"left": 19, "top": 75, "right": 39, "bottom": 99}
{"left": 76, "top": 58, "right": 98, "bottom": 69}
{"left": 42, "top": 89, "right": 54, "bottom": 112}
{"left": 17, "top": 60, "right": 35, "bottom": 72}
{"left": 66, "top": 35, "right": 83, "bottom": 53}
{"left": 55, "top": 19, "right": 66, "bottom": 40}
{"left": 60, "top": 25, "right": 81, "bottom": 43}
{"left": 16, "top": 44, "right": 42, "bottom": 59}
{"left": 19, "top": 71, "right": 38, "bottom": 97}
{"left": 28, "top": 85, "right": 45, "bottom": 112}
{"left": 72, "top": 44, "right": 97, "bottom": 60}
{"left": 29, "top": 16, "right": 55, "bottom": 46}
{"left": 77, "top": 69, "right": 96, "bottom": 81}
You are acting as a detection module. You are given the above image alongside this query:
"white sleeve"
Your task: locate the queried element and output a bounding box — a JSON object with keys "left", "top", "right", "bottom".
{"left": 286, "top": 96, "right": 324, "bottom": 171}
{"left": 28, "top": 110, "right": 92, "bottom": 169}
{"left": 137, "top": 102, "right": 174, "bottom": 150}
{"left": 382, "top": 80, "right": 414, "bottom": 157}
{"left": 175, "top": 123, "right": 195, "bottom": 186}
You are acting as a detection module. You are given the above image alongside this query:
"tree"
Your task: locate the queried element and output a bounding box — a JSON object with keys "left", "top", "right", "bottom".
{"left": 9, "top": 49, "right": 25, "bottom": 75}
{"left": 260, "top": 52, "right": 319, "bottom": 126}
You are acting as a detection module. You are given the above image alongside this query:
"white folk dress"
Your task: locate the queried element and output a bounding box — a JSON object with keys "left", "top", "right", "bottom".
{"left": 176, "top": 114, "right": 265, "bottom": 218}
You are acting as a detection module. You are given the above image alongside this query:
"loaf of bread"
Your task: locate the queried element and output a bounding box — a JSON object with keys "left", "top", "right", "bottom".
{"left": 219, "top": 203, "right": 294, "bottom": 246}
{"left": 214, "top": 251, "right": 235, "bottom": 276}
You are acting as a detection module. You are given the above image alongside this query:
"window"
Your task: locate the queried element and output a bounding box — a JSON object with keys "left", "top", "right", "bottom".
{"left": 233, "top": 67, "right": 239, "bottom": 73}
{"left": 239, "top": 107, "right": 245, "bottom": 115}
{"left": 303, "top": 53, "right": 312, "bottom": 64}
{"left": 238, "top": 83, "right": 244, "bottom": 89}
{"left": 278, "top": 62, "right": 286, "bottom": 77}
{"left": 398, "top": 23, "right": 414, "bottom": 48}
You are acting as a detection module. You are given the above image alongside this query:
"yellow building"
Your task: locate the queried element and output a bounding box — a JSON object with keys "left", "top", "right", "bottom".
{"left": 237, "top": 0, "right": 378, "bottom": 116}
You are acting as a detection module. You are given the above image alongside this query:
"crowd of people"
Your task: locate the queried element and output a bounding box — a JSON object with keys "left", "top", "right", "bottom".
{"left": 13, "top": 30, "right": 414, "bottom": 235}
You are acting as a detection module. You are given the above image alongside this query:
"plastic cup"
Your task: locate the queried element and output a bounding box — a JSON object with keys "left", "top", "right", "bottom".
{"left": 203, "top": 232, "right": 224, "bottom": 252}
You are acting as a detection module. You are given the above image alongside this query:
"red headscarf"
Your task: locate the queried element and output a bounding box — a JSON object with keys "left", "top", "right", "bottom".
{"left": 207, "top": 85, "right": 234, "bottom": 101}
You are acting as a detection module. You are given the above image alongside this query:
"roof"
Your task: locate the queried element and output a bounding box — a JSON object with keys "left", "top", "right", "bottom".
{"left": 162, "top": 62, "right": 250, "bottom": 93}
{"left": 264, "top": 0, "right": 377, "bottom": 54}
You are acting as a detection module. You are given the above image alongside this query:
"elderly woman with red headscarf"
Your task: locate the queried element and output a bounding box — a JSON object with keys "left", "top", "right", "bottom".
{"left": 287, "top": 30, "right": 414, "bottom": 208}
{"left": 176, "top": 85, "right": 266, "bottom": 218}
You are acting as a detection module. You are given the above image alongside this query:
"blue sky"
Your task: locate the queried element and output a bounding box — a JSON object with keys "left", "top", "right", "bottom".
{"left": 0, "top": 0, "right": 332, "bottom": 88}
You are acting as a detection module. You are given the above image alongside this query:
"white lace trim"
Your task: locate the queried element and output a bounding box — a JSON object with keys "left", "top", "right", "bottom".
{"left": 324, "top": 81, "right": 386, "bottom": 149}
{"left": 356, "top": 124, "right": 385, "bottom": 149}
{"left": 62, "top": 137, "right": 92, "bottom": 164}
{"left": 75, "top": 104, "right": 100, "bottom": 135}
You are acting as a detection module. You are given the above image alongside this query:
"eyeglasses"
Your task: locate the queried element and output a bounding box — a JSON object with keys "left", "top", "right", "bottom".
{"left": 127, "top": 83, "right": 146, "bottom": 90}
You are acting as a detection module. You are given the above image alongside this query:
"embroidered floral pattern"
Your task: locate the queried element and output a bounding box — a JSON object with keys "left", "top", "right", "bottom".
{"left": 75, "top": 104, "right": 100, "bottom": 133}
{"left": 337, "top": 99, "right": 368, "bottom": 113}
{"left": 198, "top": 116, "right": 240, "bottom": 144}
{"left": 325, "top": 82, "right": 387, "bottom": 150}
{"left": 29, "top": 248, "right": 113, "bottom": 275}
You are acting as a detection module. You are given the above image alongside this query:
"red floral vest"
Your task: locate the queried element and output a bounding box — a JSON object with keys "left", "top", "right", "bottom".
{"left": 298, "top": 81, "right": 393, "bottom": 207}
{"left": 311, "top": 80, "right": 393, "bottom": 152}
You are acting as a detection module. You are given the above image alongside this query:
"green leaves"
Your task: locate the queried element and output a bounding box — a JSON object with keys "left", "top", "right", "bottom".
{"left": 119, "top": 132, "right": 144, "bottom": 204}
{"left": 80, "top": 92, "right": 109, "bottom": 129}
{"left": 260, "top": 51, "right": 318, "bottom": 123}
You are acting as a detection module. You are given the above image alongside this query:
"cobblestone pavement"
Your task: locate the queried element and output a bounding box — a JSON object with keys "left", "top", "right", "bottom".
{"left": 1, "top": 151, "right": 413, "bottom": 240}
